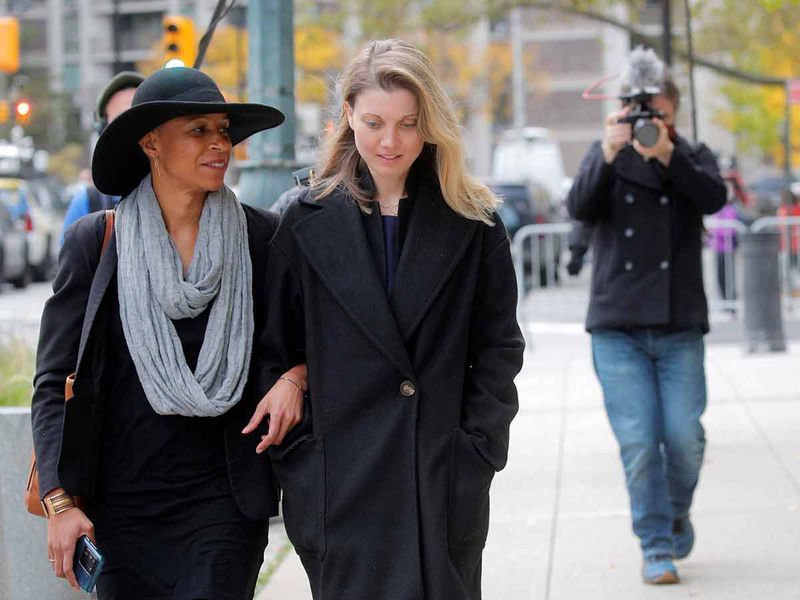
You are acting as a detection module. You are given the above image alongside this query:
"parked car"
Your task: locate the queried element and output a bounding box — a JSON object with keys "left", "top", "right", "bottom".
{"left": 25, "top": 177, "right": 64, "bottom": 279}
{"left": 0, "top": 196, "right": 29, "bottom": 289}
{"left": 485, "top": 178, "right": 562, "bottom": 286}
{"left": 0, "top": 177, "right": 61, "bottom": 281}
{"left": 748, "top": 174, "right": 788, "bottom": 216}
{"left": 491, "top": 127, "right": 566, "bottom": 202}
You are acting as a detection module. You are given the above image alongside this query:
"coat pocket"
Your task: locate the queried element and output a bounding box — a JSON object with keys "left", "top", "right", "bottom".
{"left": 447, "top": 429, "right": 496, "bottom": 550}
{"left": 269, "top": 435, "right": 326, "bottom": 559}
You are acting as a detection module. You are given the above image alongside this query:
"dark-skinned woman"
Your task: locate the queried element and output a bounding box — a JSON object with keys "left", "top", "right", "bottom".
{"left": 31, "top": 67, "right": 306, "bottom": 600}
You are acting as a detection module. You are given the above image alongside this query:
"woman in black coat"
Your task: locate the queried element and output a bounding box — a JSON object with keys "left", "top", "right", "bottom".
{"left": 246, "top": 39, "right": 525, "bottom": 600}
{"left": 31, "top": 68, "right": 306, "bottom": 599}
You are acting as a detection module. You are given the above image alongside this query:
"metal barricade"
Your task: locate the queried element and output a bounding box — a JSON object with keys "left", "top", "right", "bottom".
{"left": 511, "top": 222, "right": 573, "bottom": 341}
{"left": 511, "top": 222, "right": 573, "bottom": 293}
{"left": 750, "top": 216, "right": 800, "bottom": 311}
{"left": 511, "top": 216, "right": 800, "bottom": 333}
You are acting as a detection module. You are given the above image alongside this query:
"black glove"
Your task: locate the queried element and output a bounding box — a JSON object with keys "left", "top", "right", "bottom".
{"left": 567, "top": 248, "right": 586, "bottom": 276}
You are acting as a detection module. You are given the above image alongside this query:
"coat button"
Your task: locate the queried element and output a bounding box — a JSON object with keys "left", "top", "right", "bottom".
{"left": 660, "top": 195, "right": 669, "bottom": 205}
{"left": 624, "top": 227, "right": 634, "bottom": 238}
{"left": 400, "top": 381, "right": 416, "bottom": 397}
{"left": 625, "top": 193, "right": 635, "bottom": 205}
{"left": 624, "top": 261, "right": 633, "bottom": 271}
{"left": 660, "top": 260, "right": 669, "bottom": 270}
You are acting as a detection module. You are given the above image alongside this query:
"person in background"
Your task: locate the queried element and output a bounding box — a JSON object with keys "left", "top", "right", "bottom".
{"left": 567, "top": 47, "right": 726, "bottom": 585}
{"left": 711, "top": 201, "right": 743, "bottom": 306}
{"left": 269, "top": 166, "right": 315, "bottom": 216}
{"left": 60, "top": 72, "right": 144, "bottom": 243}
{"left": 777, "top": 191, "right": 800, "bottom": 284}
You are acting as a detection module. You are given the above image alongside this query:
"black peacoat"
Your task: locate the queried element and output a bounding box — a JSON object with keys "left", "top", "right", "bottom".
{"left": 566, "top": 136, "right": 727, "bottom": 332}
{"left": 31, "top": 205, "right": 281, "bottom": 521}
{"left": 256, "top": 179, "right": 525, "bottom": 600}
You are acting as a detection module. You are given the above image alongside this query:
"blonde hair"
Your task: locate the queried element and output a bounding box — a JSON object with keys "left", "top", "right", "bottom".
{"left": 313, "top": 39, "right": 498, "bottom": 225}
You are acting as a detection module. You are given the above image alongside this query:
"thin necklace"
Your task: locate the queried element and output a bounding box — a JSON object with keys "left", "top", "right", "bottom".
{"left": 378, "top": 194, "right": 407, "bottom": 217}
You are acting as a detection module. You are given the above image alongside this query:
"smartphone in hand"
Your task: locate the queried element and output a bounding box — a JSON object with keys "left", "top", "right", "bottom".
{"left": 73, "top": 535, "right": 104, "bottom": 593}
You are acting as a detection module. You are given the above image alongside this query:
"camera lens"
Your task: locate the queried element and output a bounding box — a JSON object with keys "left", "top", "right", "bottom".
{"left": 634, "top": 119, "right": 660, "bottom": 147}
{"left": 80, "top": 549, "right": 96, "bottom": 570}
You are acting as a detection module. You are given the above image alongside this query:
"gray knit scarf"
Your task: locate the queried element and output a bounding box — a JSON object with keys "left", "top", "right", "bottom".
{"left": 115, "top": 174, "right": 253, "bottom": 417}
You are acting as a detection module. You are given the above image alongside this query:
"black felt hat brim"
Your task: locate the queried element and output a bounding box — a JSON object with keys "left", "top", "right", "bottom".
{"left": 91, "top": 100, "right": 285, "bottom": 197}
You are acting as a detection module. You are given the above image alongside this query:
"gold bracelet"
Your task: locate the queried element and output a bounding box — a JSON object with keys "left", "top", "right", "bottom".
{"left": 43, "top": 491, "right": 75, "bottom": 518}
{"left": 279, "top": 375, "right": 306, "bottom": 393}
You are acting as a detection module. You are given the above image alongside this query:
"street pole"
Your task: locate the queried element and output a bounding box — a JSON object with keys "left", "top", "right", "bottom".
{"left": 237, "top": 0, "right": 299, "bottom": 210}
{"left": 785, "top": 81, "right": 793, "bottom": 192}
{"left": 683, "top": 0, "right": 697, "bottom": 142}
{"left": 510, "top": 7, "right": 526, "bottom": 131}
{"left": 111, "top": 0, "right": 121, "bottom": 73}
{"left": 661, "top": 0, "right": 672, "bottom": 66}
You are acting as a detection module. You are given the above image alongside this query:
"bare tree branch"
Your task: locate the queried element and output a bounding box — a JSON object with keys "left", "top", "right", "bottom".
{"left": 423, "top": 0, "right": 786, "bottom": 87}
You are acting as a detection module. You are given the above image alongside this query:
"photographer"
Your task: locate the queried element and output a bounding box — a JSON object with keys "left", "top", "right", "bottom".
{"left": 567, "top": 48, "right": 726, "bottom": 585}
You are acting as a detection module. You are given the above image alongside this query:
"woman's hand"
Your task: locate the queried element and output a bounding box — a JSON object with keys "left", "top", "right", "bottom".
{"left": 46, "top": 491, "right": 94, "bottom": 590}
{"left": 242, "top": 364, "right": 307, "bottom": 452}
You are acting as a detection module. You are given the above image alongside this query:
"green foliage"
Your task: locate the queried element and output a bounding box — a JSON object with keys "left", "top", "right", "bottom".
{"left": 694, "top": 0, "right": 800, "bottom": 165}
{"left": 0, "top": 337, "right": 34, "bottom": 407}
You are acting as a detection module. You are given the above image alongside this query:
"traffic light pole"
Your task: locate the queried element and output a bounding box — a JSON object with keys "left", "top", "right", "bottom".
{"left": 661, "top": 0, "right": 672, "bottom": 66}
{"left": 236, "top": 0, "right": 298, "bottom": 210}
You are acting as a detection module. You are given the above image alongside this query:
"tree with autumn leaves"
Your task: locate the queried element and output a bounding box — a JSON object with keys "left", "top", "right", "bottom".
{"left": 693, "top": 0, "right": 800, "bottom": 169}
{"left": 137, "top": 6, "right": 514, "bottom": 130}
{"left": 137, "top": 0, "right": 800, "bottom": 169}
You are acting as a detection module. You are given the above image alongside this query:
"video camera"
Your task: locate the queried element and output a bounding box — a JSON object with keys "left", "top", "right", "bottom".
{"left": 617, "top": 87, "right": 664, "bottom": 148}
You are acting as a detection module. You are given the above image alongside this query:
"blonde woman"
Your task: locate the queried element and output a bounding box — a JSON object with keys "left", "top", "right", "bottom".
{"left": 246, "top": 39, "right": 524, "bottom": 599}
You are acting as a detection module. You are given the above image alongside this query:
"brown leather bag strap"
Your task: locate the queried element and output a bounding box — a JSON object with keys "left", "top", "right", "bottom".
{"left": 25, "top": 209, "right": 117, "bottom": 518}
{"left": 102, "top": 209, "right": 114, "bottom": 253}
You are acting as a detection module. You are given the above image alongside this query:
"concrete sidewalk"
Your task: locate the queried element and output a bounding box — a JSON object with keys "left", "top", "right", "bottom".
{"left": 257, "top": 326, "right": 800, "bottom": 600}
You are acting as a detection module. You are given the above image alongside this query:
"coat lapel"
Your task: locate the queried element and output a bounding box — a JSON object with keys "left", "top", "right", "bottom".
{"left": 390, "top": 183, "right": 478, "bottom": 341}
{"left": 614, "top": 146, "right": 664, "bottom": 192}
{"left": 292, "top": 194, "right": 414, "bottom": 378}
{"left": 76, "top": 233, "right": 117, "bottom": 373}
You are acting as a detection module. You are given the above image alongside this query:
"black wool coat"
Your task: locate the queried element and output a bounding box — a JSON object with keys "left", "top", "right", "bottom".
{"left": 256, "top": 181, "right": 525, "bottom": 600}
{"left": 566, "top": 137, "right": 727, "bottom": 332}
{"left": 31, "top": 205, "right": 280, "bottom": 521}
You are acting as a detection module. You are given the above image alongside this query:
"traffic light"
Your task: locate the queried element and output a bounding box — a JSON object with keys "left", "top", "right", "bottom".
{"left": 0, "top": 100, "right": 9, "bottom": 124}
{"left": 14, "top": 99, "right": 31, "bottom": 126}
{"left": 162, "top": 15, "right": 197, "bottom": 67}
{"left": 0, "top": 17, "right": 20, "bottom": 74}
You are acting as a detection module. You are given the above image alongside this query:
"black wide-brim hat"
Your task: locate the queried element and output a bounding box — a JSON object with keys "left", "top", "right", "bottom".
{"left": 92, "top": 67, "right": 285, "bottom": 196}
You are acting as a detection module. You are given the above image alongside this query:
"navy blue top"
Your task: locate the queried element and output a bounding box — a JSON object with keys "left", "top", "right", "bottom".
{"left": 381, "top": 215, "right": 401, "bottom": 293}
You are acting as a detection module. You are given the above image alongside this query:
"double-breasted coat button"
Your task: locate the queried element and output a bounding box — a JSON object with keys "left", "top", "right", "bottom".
{"left": 625, "top": 193, "right": 635, "bottom": 205}
{"left": 660, "top": 260, "right": 669, "bottom": 270}
{"left": 400, "top": 381, "right": 416, "bottom": 397}
{"left": 624, "top": 228, "right": 634, "bottom": 238}
{"left": 624, "top": 261, "right": 634, "bottom": 271}
{"left": 660, "top": 195, "right": 669, "bottom": 205}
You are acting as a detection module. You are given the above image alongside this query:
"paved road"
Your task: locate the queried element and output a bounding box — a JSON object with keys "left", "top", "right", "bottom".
{"left": 0, "top": 282, "right": 51, "bottom": 345}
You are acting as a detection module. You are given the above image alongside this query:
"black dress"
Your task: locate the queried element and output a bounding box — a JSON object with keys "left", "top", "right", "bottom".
{"left": 87, "top": 277, "right": 268, "bottom": 600}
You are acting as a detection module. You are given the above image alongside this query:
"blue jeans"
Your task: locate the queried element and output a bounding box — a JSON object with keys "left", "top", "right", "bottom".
{"left": 591, "top": 328, "right": 707, "bottom": 558}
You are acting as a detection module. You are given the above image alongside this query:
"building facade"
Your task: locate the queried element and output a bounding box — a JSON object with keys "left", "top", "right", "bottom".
{"left": 8, "top": 0, "right": 245, "bottom": 133}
